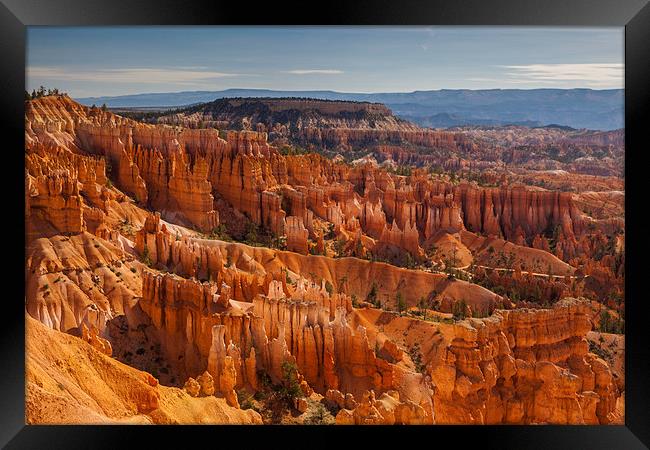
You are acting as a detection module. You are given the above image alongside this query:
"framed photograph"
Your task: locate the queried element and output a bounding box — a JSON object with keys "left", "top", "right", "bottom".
{"left": 3, "top": 0, "right": 649, "bottom": 447}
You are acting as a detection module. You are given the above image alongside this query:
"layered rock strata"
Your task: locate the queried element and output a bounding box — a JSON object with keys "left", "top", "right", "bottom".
{"left": 26, "top": 96, "right": 587, "bottom": 263}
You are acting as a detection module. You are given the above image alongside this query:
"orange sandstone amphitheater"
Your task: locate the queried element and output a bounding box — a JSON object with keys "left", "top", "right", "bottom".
{"left": 24, "top": 91, "right": 625, "bottom": 425}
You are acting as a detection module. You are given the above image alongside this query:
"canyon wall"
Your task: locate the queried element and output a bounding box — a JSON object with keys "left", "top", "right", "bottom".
{"left": 139, "top": 270, "right": 434, "bottom": 421}
{"left": 26, "top": 96, "right": 586, "bottom": 263}
{"left": 430, "top": 298, "right": 619, "bottom": 424}
{"left": 24, "top": 96, "right": 622, "bottom": 425}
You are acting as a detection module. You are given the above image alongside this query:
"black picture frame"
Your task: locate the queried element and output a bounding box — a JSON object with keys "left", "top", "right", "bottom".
{"left": 3, "top": 0, "right": 649, "bottom": 448}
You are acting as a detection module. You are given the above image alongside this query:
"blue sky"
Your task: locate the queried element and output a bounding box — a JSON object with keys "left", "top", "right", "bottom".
{"left": 26, "top": 26, "right": 624, "bottom": 97}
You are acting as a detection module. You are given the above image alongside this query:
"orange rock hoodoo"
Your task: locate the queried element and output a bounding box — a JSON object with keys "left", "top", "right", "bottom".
{"left": 24, "top": 96, "right": 622, "bottom": 425}
{"left": 427, "top": 299, "right": 619, "bottom": 424}
{"left": 26, "top": 96, "right": 585, "bottom": 261}
{"left": 139, "top": 269, "right": 435, "bottom": 419}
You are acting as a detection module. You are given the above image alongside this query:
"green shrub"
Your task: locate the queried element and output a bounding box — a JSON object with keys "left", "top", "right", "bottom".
{"left": 237, "top": 389, "right": 256, "bottom": 410}
{"left": 141, "top": 244, "right": 153, "bottom": 267}
{"left": 304, "top": 403, "right": 335, "bottom": 425}
{"left": 598, "top": 310, "right": 625, "bottom": 334}
{"left": 366, "top": 283, "right": 378, "bottom": 305}
{"left": 280, "top": 360, "right": 303, "bottom": 402}
{"left": 452, "top": 299, "right": 468, "bottom": 321}
{"left": 396, "top": 292, "right": 406, "bottom": 314}
{"left": 408, "top": 343, "right": 427, "bottom": 375}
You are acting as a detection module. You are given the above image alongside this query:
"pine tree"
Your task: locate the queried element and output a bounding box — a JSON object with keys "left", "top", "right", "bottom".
{"left": 453, "top": 299, "right": 467, "bottom": 320}
{"left": 418, "top": 297, "right": 426, "bottom": 320}
{"left": 367, "top": 282, "right": 378, "bottom": 306}
{"left": 396, "top": 292, "right": 406, "bottom": 314}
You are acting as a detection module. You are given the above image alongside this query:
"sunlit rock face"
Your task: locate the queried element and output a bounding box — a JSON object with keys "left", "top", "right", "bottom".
{"left": 24, "top": 95, "right": 623, "bottom": 425}
{"left": 427, "top": 298, "right": 619, "bottom": 424}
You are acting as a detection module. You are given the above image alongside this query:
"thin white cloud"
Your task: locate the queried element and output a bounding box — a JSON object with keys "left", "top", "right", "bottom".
{"left": 500, "top": 63, "right": 623, "bottom": 87}
{"left": 27, "top": 66, "right": 249, "bottom": 85}
{"left": 284, "top": 69, "right": 344, "bottom": 75}
{"left": 465, "top": 77, "right": 501, "bottom": 83}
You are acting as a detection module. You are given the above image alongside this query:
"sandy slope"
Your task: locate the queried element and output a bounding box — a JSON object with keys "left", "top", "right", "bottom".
{"left": 25, "top": 314, "right": 262, "bottom": 424}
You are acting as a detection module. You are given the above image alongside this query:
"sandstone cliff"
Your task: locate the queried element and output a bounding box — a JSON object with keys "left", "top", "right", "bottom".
{"left": 23, "top": 95, "right": 623, "bottom": 425}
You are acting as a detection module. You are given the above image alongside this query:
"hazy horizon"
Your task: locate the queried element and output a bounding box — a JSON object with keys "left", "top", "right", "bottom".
{"left": 27, "top": 26, "right": 624, "bottom": 98}
{"left": 71, "top": 86, "right": 623, "bottom": 101}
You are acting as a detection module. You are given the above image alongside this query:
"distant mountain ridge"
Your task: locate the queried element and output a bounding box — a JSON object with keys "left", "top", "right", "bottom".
{"left": 76, "top": 88, "right": 624, "bottom": 131}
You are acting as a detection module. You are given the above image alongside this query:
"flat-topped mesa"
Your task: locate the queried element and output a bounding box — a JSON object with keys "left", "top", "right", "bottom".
{"left": 156, "top": 97, "right": 462, "bottom": 153}
{"left": 429, "top": 298, "right": 619, "bottom": 425}
{"left": 204, "top": 97, "right": 393, "bottom": 116}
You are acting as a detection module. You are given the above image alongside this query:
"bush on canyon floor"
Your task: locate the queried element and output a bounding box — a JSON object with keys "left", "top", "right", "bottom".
{"left": 208, "top": 224, "right": 232, "bottom": 242}
{"left": 279, "top": 145, "right": 310, "bottom": 156}
{"left": 253, "top": 365, "right": 305, "bottom": 424}
{"left": 386, "top": 164, "right": 412, "bottom": 177}
{"left": 280, "top": 361, "right": 303, "bottom": 402}
{"left": 471, "top": 307, "right": 489, "bottom": 319}
{"left": 243, "top": 222, "right": 262, "bottom": 246}
{"left": 417, "top": 294, "right": 438, "bottom": 320}
{"left": 237, "top": 389, "right": 257, "bottom": 411}
{"left": 271, "top": 235, "right": 287, "bottom": 250}
{"left": 452, "top": 299, "right": 468, "bottom": 321}
{"left": 303, "top": 403, "right": 335, "bottom": 425}
{"left": 396, "top": 292, "right": 407, "bottom": 314}
{"left": 598, "top": 310, "right": 625, "bottom": 334}
{"left": 366, "top": 282, "right": 379, "bottom": 306}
